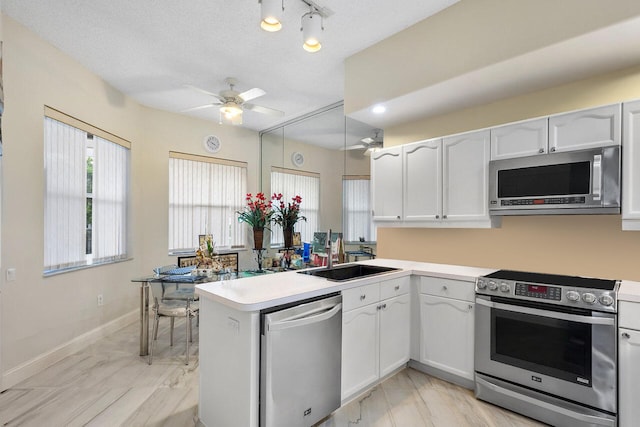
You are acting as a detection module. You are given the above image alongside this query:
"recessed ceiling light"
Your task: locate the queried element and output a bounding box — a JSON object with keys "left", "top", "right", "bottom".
{"left": 372, "top": 105, "right": 386, "bottom": 114}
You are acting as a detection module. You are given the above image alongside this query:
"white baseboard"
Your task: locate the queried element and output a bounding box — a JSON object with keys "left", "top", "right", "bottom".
{"left": 1, "top": 309, "right": 138, "bottom": 391}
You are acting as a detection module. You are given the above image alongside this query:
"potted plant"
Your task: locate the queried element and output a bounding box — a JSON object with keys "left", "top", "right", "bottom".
{"left": 272, "top": 193, "right": 306, "bottom": 248}
{"left": 237, "top": 193, "right": 273, "bottom": 250}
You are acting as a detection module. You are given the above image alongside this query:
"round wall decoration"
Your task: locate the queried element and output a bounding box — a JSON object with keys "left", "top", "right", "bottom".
{"left": 291, "top": 151, "right": 304, "bottom": 167}
{"left": 203, "top": 135, "right": 221, "bottom": 153}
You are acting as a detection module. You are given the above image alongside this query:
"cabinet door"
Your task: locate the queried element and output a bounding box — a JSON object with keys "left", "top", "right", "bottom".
{"left": 623, "top": 100, "right": 640, "bottom": 225}
{"left": 379, "top": 293, "right": 411, "bottom": 377}
{"left": 371, "top": 146, "right": 403, "bottom": 221}
{"left": 442, "top": 130, "right": 491, "bottom": 222}
{"left": 549, "top": 104, "right": 621, "bottom": 153}
{"left": 619, "top": 328, "right": 640, "bottom": 427}
{"left": 341, "top": 304, "right": 380, "bottom": 399}
{"left": 403, "top": 139, "right": 441, "bottom": 221}
{"left": 419, "top": 294, "right": 474, "bottom": 380}
{"left": 490, "top": 117, "right": 548, "bottom": 160}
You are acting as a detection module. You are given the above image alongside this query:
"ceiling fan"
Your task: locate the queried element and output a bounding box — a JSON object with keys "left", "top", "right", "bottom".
{"left": 184, "top": 77, "right": 284, "bottom": 125}
{"left": 345, "top": 129, "right": 383, "bottom": 154}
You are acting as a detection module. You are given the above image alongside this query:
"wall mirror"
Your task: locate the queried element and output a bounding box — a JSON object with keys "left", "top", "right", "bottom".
{"left": 260, "top": 102, "right": 378, "bottom": 249}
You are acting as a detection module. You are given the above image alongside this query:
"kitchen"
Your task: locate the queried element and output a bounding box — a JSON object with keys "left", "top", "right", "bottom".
{"left": 2, "top": 1, "right": 640, "bottom": 426}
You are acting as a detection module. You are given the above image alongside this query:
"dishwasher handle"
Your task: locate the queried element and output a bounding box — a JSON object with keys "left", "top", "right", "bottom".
{"left": 268, "top": 302, "right": 342, "bottom": 332}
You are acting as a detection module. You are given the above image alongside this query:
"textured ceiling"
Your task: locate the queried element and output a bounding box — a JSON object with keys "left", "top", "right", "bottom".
{"left": 2, "top": 0, "right": 459, "bottom": 134}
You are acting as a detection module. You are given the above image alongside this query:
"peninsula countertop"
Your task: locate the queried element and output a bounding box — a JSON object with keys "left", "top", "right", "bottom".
{"left": 194, "top": 258, "right": 496, "bottom": 311}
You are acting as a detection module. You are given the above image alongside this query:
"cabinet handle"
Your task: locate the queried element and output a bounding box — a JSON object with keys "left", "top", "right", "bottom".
{"left": 377, "top": 304, "right": 382, "bottom": 310}
{"left": 538, "top": 148, "right": 544, "bottom": 154}
{"left": 550, "top": 147, "right": 556, "bottom": 152}
{"left": 381, "top": 303, "right": 387, "bottom": 310}
{"left": 394, "top": 285, "right": 400, "bottom": 291}
{"left": 468, "top": 304, "right": 473, "bottom": 310}
{"left": 435, "top": 215, "right": 440, "bottom": 219}
{"left": 442, "top": 285, "right": 448, "bottom": 291}
{"left": 443, "top": 215, "right": 447, "bottom": 219}
{"left": 360, "top": 295, "right": 366, "bottom": 301}
{"left": 622, "top": 332, "right": 631, "bottom": 339}
{"left": 396, "top": 215, "right": 401, "bottom": 219}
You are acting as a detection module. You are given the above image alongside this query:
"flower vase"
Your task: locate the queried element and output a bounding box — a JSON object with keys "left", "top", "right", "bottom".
{"left": 253, "top": 228, "right": 264, "bottom": 250}
{"left": 283, "top": 227, "right": 293, "bottom": 248}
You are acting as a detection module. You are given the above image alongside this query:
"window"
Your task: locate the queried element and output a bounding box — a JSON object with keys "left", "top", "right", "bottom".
{"left": 270, "top": 167, "right": 320, "bottom": 245}
{"left": 168, "top": 152, "right": 247, "bottom": 252}
{"left": 343, "top": 176, "right": 376, "bottom": 242}
{"left": 44, "top": 107, "right": 130, "bottom": 273}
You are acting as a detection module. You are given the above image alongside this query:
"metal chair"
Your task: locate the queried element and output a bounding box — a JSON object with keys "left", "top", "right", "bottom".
{"left": 148, "top": 281, "right": 199, "bottom": 365}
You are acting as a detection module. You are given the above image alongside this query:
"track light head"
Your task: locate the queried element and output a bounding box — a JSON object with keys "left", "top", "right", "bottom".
{"left": 260, "top": 0, "right": 284, "bottom": 32}
{"left": 301, "top": 10, "right": 323, "bottom": 52}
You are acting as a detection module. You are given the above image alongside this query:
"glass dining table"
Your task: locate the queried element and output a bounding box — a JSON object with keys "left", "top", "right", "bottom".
{"left": 131, "top": 270, "right": 275, "bottom": 356}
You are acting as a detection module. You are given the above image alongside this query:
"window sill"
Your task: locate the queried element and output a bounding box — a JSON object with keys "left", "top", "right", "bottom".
{"left": 43, "top": 257, "right": 133, "bottom": 277}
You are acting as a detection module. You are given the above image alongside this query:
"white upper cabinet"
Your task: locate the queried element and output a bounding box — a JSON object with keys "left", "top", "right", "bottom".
{"left": 623, "top": 100, "right": 640, "bottom": 229}
{"left": 443, "top": 130, "right": 491, "bottom": 222}
{"left": 549, "top": 104, "right": 621, "bottom": 152}
{"left": 490, "top": 117, "right": 548, "bottom": 160}
{"left": 371, "top": 146, "right": 403, "bottom": 221}
{"left": 403, "top": 138, "right": 442, "bottom": 221}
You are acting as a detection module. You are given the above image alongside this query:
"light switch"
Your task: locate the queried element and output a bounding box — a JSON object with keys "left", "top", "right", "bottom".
{"left": 6, "top": 268, "right": 16, "bottom": 281}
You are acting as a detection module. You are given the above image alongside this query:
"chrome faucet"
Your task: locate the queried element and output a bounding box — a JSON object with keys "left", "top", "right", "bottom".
{"left": 325, "top": 229, "right": 333, "bottom": 269}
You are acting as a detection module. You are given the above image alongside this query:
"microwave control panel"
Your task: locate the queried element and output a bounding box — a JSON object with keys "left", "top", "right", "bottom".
{"left": 500, "top": 196, "right": 586, "bottom": 206}
{"left": 514, "top": 283, "right": 561, "bottom": 300}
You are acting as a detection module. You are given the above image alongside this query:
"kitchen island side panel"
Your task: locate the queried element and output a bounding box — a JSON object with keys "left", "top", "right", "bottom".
{"left": 199, "top": 297, "right": 260, "bottom": 427}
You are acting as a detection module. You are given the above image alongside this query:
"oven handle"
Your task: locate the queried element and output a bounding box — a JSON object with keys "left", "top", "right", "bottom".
{"left": 475, "top": 298, "right": 615, "bottom": 325}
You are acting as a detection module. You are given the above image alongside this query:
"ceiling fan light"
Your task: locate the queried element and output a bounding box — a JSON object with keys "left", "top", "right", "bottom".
{"left": 260, "top": 0, "right": 283, "bottom": 32}
{"left": 220, "top": 102, "right": 243, "bottom": 118}
{"left": 301, "top": 11, "right": 323, "bottom": 52}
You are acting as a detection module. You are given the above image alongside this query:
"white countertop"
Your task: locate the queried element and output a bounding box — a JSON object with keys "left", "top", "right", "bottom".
{"left": 619, "top": 280, "right": 640, "bottom": 303}
{"left": 195, "top": 258, "right": 495, "bottom": 312}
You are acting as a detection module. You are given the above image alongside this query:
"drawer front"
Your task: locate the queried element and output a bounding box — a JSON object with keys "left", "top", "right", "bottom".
{"left": 619, "top": 301, "right": 640, "bottom": 330}
{"left": 419, "top": 276, "right": 475, "bottom": 302}
{"left": 380, "top": 276, "right": 410, "bottom": 300}
{"left": 342, "top": 283, "right": 380, "bottom": 311}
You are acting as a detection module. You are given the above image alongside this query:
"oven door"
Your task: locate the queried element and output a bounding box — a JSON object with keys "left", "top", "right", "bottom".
{"left": 475, "top": 295, "right": 616, "bottom": 414}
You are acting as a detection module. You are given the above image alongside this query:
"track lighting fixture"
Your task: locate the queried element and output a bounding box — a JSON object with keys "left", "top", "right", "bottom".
{"left": 301, "top": 9, "right": 323, "bottom": 53}
{"left": 259, "top": 0, "right": 331, "bottom": 52}
{"left": 259, "top": 0, "right": 284, "bottom": 32}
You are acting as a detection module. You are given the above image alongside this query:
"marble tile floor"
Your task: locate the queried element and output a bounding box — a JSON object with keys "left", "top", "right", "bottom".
{"left": 0, "top": 319, "right": 545, "bottom": 427}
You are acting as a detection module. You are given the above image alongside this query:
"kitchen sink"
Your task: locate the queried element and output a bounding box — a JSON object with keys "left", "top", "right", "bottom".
{"left": 298, "top": 264, "right": 399, "bottom": 282}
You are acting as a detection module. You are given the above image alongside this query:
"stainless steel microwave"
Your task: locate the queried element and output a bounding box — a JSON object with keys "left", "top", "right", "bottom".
{"left": 489, "top": 146, "right": 620, "bottom": 215}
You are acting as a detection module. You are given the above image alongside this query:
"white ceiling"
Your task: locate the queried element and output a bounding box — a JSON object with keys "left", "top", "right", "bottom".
{"left": 1, "top": 0, "right": 459, "bottom": 133}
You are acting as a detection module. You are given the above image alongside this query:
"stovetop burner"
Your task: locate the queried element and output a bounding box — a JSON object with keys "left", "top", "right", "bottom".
{"left": 485, "top": 270, "right": 617, "bottom": 291}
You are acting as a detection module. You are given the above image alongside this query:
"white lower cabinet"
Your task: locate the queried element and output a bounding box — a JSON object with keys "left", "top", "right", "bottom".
{"left": 618, "top": 300, "right": 640, "bottom": 427}
{"left": 341, "top": 277, "right": 410, "bottom": 400}
{"left": 419, "top": 277, "right": 475, "bottom": 382}
{"left": 619, "top": 328, "right": 640, "bottom": 427}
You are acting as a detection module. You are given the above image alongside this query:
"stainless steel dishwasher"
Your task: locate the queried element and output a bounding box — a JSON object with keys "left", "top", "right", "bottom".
{"left": 260, "top": 293, "right": 342, "bottom": 427}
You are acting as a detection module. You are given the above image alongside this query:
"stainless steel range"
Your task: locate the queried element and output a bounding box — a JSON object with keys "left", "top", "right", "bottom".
{"left": 474, "top": 270, "right": 619, "bottom": 427}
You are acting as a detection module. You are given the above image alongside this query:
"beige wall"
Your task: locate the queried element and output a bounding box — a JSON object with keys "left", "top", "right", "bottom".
{"left": 345, "top": 0, "right": 640, "bottom": 114}
{"left": 377, "top": 65, "right": 640, "bottom": 281}
{"left": 1, "top": 16, "right": 262, "bottom": 379}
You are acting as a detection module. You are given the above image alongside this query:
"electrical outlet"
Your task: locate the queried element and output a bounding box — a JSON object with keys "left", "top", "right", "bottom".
{"left": 6, "top": 268, "right": 16, "bottom": 281}
{"left": 97, "top": 294, "right": 104, "bottom": 306}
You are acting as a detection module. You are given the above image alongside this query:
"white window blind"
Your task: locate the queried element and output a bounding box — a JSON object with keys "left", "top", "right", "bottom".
{"left": 44, "top": 108, "right": 130, "bottom": 273}
{"left": 343, "top": 177, "right": 376, "bottom": 242}
{"left": 169, "top": 152, "right": 247, "bottom": 252}
{"left": 270, "top": 168, "right": 320, "bottom": 245}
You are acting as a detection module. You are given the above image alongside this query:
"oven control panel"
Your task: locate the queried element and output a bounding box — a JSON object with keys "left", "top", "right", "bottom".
{"left": 514, "top": 283, "right": 561, "bottom": 300}
{"left": 475, "top": 276, "right": 618, "bottom": 313}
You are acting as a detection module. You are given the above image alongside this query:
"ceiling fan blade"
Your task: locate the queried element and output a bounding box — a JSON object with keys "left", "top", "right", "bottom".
{"left": 181, "top": 104, "right": 218, "bottom": 113}
{"left": 244, "top": 103, "right": 284, "bottom": 116}
{"left": 342, "top": 144, "right": 367, "bottom": 151}
{"left": 185, "top": 85, "right": 226, "bottom": 102}
{"left": 238, "top": 87, "right": 266, "bottom": 102}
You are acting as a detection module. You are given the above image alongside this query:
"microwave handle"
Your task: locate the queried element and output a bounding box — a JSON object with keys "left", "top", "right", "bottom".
{"left": 592, "top": 154, "right": 602, "bottom": 201}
